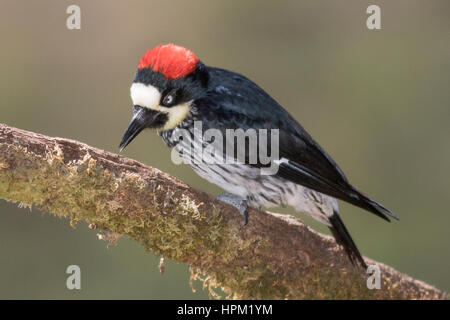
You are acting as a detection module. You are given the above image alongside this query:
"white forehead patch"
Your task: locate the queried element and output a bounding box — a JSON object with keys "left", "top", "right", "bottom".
{"left": 130, "top": 83, "right": 161, "bottom": 108}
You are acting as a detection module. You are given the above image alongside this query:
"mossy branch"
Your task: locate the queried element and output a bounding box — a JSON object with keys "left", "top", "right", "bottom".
{"left": 0, "top": 123, "right": 446, "bottom": 299}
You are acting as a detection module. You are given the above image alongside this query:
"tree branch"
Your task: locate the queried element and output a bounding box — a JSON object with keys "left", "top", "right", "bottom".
{"left": 0, "top": 123, "right": 446, "bottom": 299}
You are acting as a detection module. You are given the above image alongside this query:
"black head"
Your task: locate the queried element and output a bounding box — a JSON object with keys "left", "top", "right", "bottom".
{"left": 119, "top": 44, "right": 209, "bottom": 151}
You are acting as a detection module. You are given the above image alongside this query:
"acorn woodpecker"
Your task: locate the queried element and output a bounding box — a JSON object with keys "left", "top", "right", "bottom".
{"left": 119, "top": 44, "right": 398, "bottom": 269}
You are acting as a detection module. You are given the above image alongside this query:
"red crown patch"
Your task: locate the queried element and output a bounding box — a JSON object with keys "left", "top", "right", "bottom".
{"left": 138, "top": 44, "right": 199, "bottom": 80}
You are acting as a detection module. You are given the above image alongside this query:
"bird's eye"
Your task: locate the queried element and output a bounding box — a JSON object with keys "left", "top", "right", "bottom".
{"left": 162, "top": 92, "right": 176, "bottom": 107}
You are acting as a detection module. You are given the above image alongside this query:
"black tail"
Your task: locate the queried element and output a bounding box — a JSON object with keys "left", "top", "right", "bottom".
{"left": 328, "top": 211, "right": 367, "bottom": 269}
{"left": 277, "top": 160, "right": 399, "bottom": 222}
{"left": 346, "top": 186, "right": 399, "bottom": 222}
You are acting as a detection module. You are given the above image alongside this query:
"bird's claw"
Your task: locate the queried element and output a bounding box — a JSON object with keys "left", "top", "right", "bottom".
{"left": 216, "top": 192, "right": 249, "bottom": 225}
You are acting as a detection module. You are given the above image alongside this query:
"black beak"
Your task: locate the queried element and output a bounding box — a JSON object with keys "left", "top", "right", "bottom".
{"left": 119, "top": 105, "right": 164, "bottom": 151}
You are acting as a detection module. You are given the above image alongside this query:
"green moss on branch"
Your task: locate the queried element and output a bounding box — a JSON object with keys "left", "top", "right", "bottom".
{"left": 0, "top": 123, "right": 446, "bottom": 299}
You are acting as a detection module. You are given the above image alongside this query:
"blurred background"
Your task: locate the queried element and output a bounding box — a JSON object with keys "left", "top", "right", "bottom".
{"left": 0, "top": 0, "right": 449, "bottom": 299}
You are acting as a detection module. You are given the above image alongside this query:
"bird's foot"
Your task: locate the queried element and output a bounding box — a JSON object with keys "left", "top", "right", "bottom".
{"left": 215, "top": 193, "right": 249, "bottom": 225}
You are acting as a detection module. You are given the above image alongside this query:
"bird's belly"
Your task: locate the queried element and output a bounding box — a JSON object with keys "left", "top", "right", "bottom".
{"left": 189, "top": 162, "right": 337, "bottom": 225}
{"left": 189, "top": 163, "right": 261, "bottom": 200}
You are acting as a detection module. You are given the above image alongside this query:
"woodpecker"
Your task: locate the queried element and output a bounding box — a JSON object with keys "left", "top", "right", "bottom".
{"left": 119, "top": 44, "right": 398, "bottom": 269}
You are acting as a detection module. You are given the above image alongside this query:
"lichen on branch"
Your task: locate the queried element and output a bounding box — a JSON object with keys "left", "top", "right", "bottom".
{"left": 0, "top": 123, "right": 446, "bottom": 299}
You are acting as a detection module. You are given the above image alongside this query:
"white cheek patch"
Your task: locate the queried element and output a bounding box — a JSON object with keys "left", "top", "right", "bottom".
{"left": 130, "top": 83, "right": 161, "bottom": 109}
{"left": 162, "top": 101, "right": 191, "bottom": 130}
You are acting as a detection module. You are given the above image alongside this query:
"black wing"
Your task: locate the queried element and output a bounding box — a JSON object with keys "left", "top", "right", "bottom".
{"left": 197, "top": 67, "right": 398, "bottom": 221}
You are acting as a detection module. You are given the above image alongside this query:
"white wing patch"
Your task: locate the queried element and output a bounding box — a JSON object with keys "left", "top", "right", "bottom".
{"left": 274, "top": 157, "right": 289, "bottom": 165}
